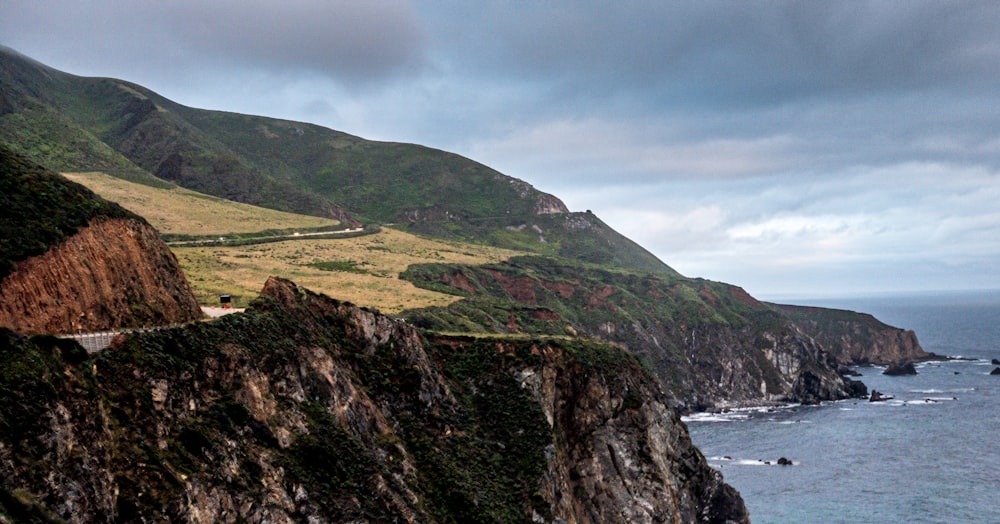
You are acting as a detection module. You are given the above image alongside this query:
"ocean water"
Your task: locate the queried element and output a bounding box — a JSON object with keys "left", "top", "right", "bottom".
{"left": 685, "top": 290, "right": 1000, "bottom": 523}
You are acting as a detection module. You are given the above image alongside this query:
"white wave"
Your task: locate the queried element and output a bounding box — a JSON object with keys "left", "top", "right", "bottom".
{"left": 870, "top": 399, "right": 907, "bottom": 407}
{"left": 681, "top": 413, "right": 748, "bottom": 423}
{"left": 904, "top": 397, "right": 956, "bottom": 405}
{"left": 682, "top": 404, "right": 798, "bottom": 423}
{"left": 910, "top": 389, "right": 943, "bottom": 394}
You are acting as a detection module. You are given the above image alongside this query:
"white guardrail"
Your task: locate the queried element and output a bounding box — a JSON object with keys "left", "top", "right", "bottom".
{"left": 56, "top": 308, "right": 244, "bottom": 354}
{"left": 58, "top": 324, "right": 185, "bottom": 354}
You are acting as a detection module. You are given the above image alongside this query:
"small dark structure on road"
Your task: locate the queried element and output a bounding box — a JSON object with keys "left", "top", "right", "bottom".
{"left": 220, "top": 294, "right": 232, "bottom": 309}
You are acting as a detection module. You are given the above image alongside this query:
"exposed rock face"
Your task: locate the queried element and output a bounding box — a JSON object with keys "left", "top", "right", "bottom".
{"left": 0, "top": 277, "right": 747, "bottom": 523}
{"left": 533, "top": 192, "right": 570, "bottom": 215}
{"left": 0, "top": 218, "right": 201, "bottom": 334}
{"left": 771, "top": 304, "right": 932, "bottom": 365}
{"left": 514, "top": 340, "right": 747, "bottom": 523}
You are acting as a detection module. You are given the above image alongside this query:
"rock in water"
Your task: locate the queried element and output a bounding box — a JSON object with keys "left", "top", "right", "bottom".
{"left": 883, "top": 361, "right": 918, "bottom": 376}
{"left": 869, "top": 390, "right": 893, "bottom": 402}
{"left": 990, "top": 367, "right": 1000, "bottom": 375}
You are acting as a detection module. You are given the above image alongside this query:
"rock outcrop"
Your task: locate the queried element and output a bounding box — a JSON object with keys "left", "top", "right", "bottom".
{"left": 771, "top": 303, "right": 933, "bottom": 365}
{"left": 883, "top": 361, "right": 918, "bottom": 376}
{"left": 0, "top": 277, "right": 747, "bottom": 523}
{"left": 0, "top": 217, "right": 202, "bottom": 334}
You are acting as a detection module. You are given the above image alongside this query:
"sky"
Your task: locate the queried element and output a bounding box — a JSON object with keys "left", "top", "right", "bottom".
{"left": 3, "top": 0, "right": 1000, "bottom": 298}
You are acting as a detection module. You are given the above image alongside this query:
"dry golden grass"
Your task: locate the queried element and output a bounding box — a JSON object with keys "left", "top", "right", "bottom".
{"left": 62, "top": 172, "right": 339, "bottom": 235}
{"left": 65, "top": 171, "right": 525, "bottom": 313}
{"left": 174, "top": 227, "right": 523, "bottom": 313}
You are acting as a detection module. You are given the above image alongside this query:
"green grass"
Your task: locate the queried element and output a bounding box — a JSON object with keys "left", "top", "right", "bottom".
{"left": 306, "top": 260, "right": 368, "bottom": 274}
{"left": 0, "top": 147, "right": 137, "bottom": 280}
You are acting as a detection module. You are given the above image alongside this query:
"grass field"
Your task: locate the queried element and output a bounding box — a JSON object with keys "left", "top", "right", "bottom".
{"left": 66, "top": 171, "right": 523, "bottom": 312}
{"left": 63, "top": 172, "right": 340, "bottom": 235}
{"left": 174, "top": 227, "right": 521, "bottom": 312}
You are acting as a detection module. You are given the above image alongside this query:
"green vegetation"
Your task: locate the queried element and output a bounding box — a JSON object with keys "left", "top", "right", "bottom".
{"left": 0, "top": 283, "right": 564, "bottom": 520}
{"left": 400, "top": 255, "right": 801, "bottom": 402}
{"left": 0, "top": 147, "right": 137, "bottom": 279}
{"left": 282, "top": 402, "right": 389, "bottom": 520}
{"left": 306, "top": 259, "right": 368, "bottom": 274}
{"left": 411, "top": 339, "right": 552, "bottom": 523}
{"left": 401, "top": 255, "right": 748, "bottom": 335}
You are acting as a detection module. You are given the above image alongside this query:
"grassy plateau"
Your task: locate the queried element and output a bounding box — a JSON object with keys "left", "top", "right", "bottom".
{"left": 66, "top": 172, "right": 524, "bottom": 311}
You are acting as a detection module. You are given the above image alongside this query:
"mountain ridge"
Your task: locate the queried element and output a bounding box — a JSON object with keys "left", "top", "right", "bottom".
{"left": 1, "top": 45, "right": 676, "bottom": 275}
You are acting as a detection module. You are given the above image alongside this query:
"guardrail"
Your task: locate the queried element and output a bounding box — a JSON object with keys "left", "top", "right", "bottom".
{"left": 57, "top": 323, "right": 186, "bottom": 354}
{"left": 55, "top": 307, "right": 245, "bottom": 354}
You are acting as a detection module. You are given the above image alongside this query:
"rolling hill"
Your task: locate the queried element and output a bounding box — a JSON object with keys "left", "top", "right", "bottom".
{"left": 0, "top": 45, "right": 673, "bottom": 275}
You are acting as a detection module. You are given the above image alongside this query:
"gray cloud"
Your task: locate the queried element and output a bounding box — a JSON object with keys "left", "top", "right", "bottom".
{"left": 425, "top": 1, "right": 1000, "bottom": 105}
{"left": 1, "top": 0, "right": 426, "bottom": 87}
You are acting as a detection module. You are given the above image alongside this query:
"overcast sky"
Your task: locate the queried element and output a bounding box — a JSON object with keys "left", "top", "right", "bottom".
{"left": 4, "top": 1, "right": 999, "bottom": 298}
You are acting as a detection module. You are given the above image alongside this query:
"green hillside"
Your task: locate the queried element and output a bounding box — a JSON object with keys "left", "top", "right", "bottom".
{"left": 0, "top": 46, "right": 676, "bottom": 276}
{"left": 398, "top": 255, "right": 847, "bottom": 406}
{"left": 0, "top": 146, "right": 136, "bottom": 279}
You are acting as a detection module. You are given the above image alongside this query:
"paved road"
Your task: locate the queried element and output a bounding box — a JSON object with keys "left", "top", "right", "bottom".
{"left": 58, "top": 307, "right": 245, "bottom": 353}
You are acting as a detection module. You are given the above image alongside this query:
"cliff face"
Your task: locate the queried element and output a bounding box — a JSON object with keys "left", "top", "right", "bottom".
{"left": 401, "top": 258, "right": 862, "bottom": 411}
{"left": 513, "top": 341, "right": 747, "bottom": 522}
{"left": 0, "top": 277, "right": 747, "bottom": 523}
{"left": 0, "top": 217, "right": 202, "bottom": 334}
{"left": 771, "top": 303, "right": 931, "bottom": 365}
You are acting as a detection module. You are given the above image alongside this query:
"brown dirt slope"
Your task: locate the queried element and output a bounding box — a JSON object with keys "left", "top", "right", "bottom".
{"left": 0, "top": 217, "right": 201, "bottom": 334}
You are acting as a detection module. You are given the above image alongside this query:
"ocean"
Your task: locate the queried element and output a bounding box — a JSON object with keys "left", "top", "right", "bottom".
{"left": 684, "top": 290, "right": 1000, "bottom": 523}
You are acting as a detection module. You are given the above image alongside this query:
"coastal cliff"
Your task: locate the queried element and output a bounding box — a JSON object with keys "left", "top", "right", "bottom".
{"left": 0, "top": 277, "right": 747, "bottom": 522}
{"left": 401, "top": 257, "right": 863, "bottom": 411}
{"left": 770, "top": 303, "right": 932, "bottom": 365}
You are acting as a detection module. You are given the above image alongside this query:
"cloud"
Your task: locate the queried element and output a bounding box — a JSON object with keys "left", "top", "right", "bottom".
{"left": 1, "top": 0, "right": 427, "bottom": 87}
{"left": 421, "top": 1, "right": 1000, "bottom": 108}
{"left": 467, "top": 118, "right": 800, "bottom": 187}
{"left": 596, "top": 161, "right": 1000, "bottom": 294}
